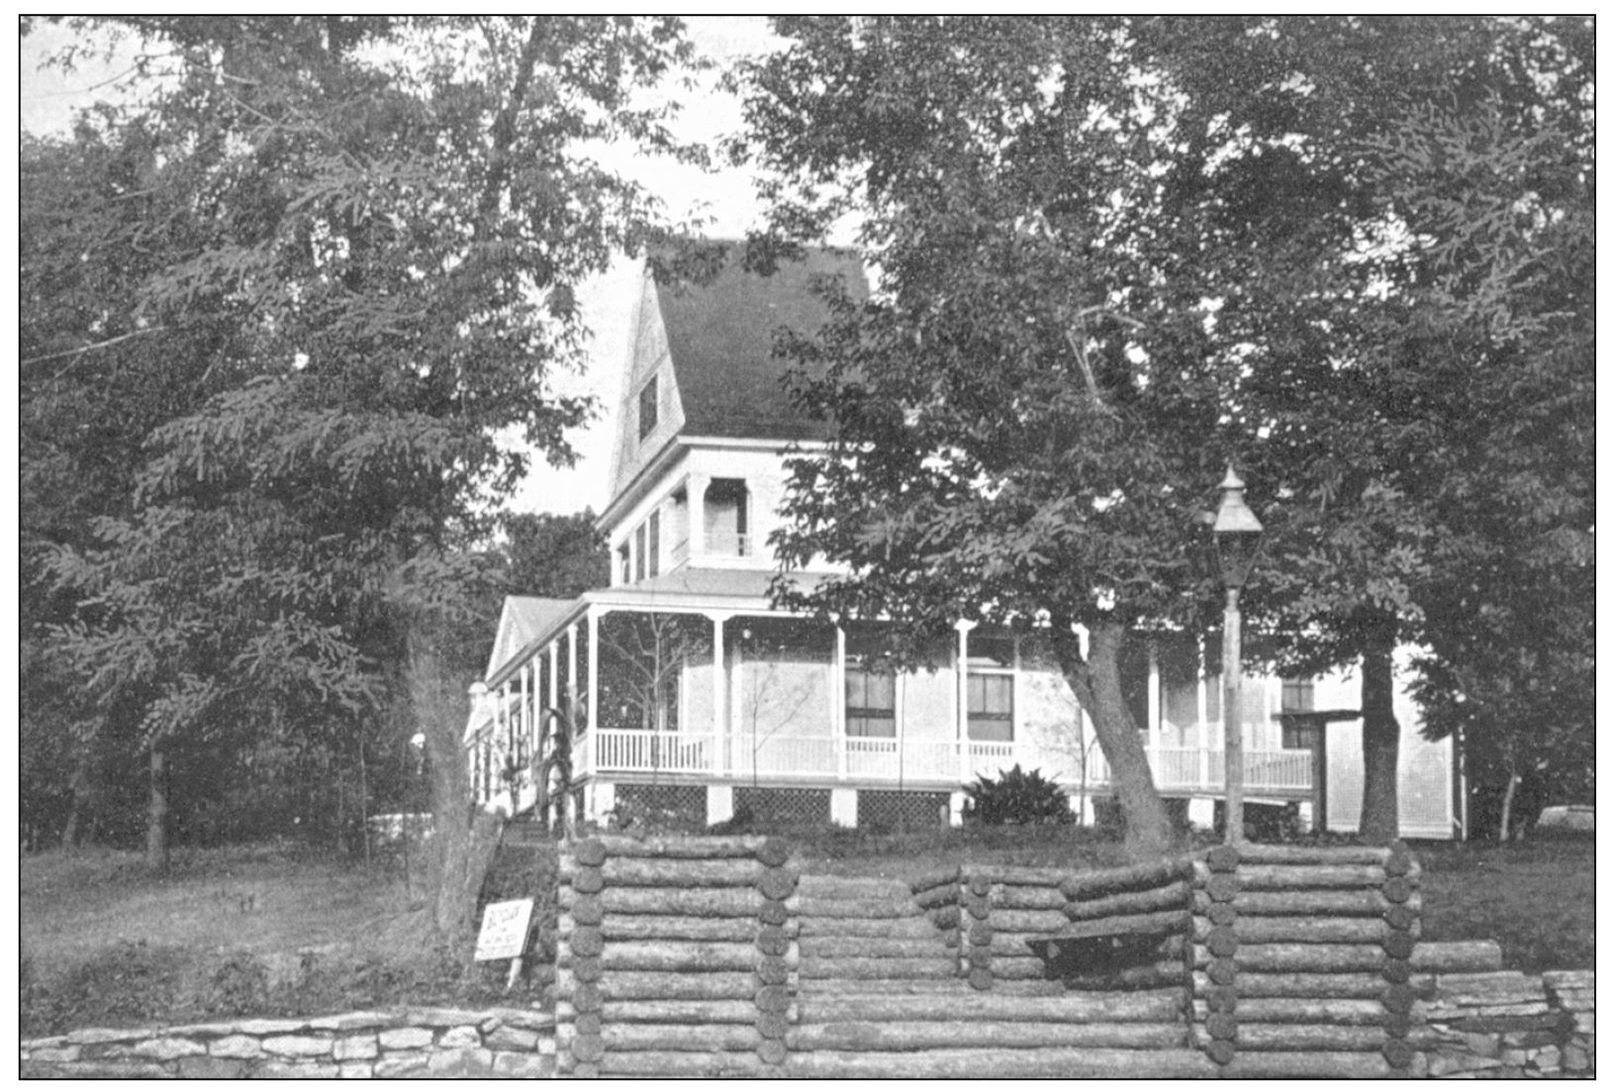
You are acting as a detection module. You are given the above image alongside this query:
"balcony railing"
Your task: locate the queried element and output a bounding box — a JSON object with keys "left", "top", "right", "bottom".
{"left": 705, "top": 531, "right": 752, "bottom": 557}
{"left": 587, "top": 730, "right": 1312, "bottom": 794}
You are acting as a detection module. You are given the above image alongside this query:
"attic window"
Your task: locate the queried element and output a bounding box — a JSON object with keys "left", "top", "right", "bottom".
{"left": 638, "top": 375, "right": 659, "bottom": 440}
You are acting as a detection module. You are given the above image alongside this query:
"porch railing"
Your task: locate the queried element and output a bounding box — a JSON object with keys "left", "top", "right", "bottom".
{"left": 587, "top": 729, "right": 1311, "bottom": 794}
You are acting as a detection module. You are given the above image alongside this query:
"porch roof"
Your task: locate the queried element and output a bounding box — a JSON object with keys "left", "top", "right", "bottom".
{"left": 482, "top": 567, "right": 833, "bottom": 688}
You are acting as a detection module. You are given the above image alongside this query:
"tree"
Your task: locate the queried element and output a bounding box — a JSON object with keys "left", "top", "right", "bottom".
{"left": 25, "top": 16, "right": 701, "bottom": 916}
{"left": 735, "top": 17, "right": 1593, "bottom": 849}
{"left": 501, "top": 510, "right": 611, "bottom": 599}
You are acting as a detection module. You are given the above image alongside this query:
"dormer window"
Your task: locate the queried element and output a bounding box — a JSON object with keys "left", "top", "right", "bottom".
{"left": 638, "top": 375, "right": 658, "bottom": 440}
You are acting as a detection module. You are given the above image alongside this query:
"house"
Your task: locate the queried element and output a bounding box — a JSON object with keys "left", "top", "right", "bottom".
{"left": 464, "top": 248, "right": 1459, "bottom": 839}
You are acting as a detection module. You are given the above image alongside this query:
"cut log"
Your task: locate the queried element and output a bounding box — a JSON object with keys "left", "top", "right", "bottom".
{"left": 1410, "top": 941, "right": 1503, "bottom": 973}
{"left": 567, "top": 928, "right": 604, "bottom": 957}
{"left": 572, "top": 895, "right": 603, "bottom": 926}
{"left": 797, "top": 978, "right": 972, "bottom": 996}
{"left": 599, "top": 999, "right": 777, "bottom": 1024}
{"left": 909, "top": 867, "right": 961, "bottom": 894}
{"left": 591, "top": 833, "right": 767, "bottom": 858}
{"left": 1058, "top": 962, "right": 1189, "bottom": 991}
{"left": 594, "top": 915, "right": 790, "bottom": 943}
{"left": 968, "top": 920, "right": 992, "bottom": 945}
{"left": 601, "top": 1023, "right": 758, "bottom": 1052}
{"left": 595, "top": 1050, "right": 765, "bottom": 1077}
{"left": 990, "top": 909, "right": 1070, "bottom": 933}
{"left": 1195, "top": 888, "right": 1406, "bottom": 917}
{"left": 797, "top": 875, "right": 911, "bottom": 901}
{"left": 1046, "top": 910, "right": 1190, "bottom": 943}
{"left": 1236, "top": 844, "right": 1392, "bottom": 867}
{"left": 797, "top": 937, "right": 949, "bottom": 959}
{"left": 597, "top": 887, "right": 769, "bottom": 917}
{"left": 755, "top": 959, "right": 790, "bottom": 986}
{"left": 992, "top": 885, "right": 1069, "bottom": 910}
{"left": 914, "top": 884, "right": 959, "bottom": 911}
{"left": 799, "top": 916, "right": 941, "bottom": 939}
{"left": 1236, "top": 1024, "right": 1390, "bottom": 1051}
{"left": 1219, "top": 1051, "right": 1390, "bottom": 1079}
{"left": 600, "top": 942, "right": 765, "bottom": 973}
{"left": 756, "top": 838, "right": 791, "bottom": 867}
{"left": 799, "top": 956, "right": 957, "bottom": 981}
{"left": 1192, "top": 997, "right": 1389, "bottom": 1024}
{"left": 989, "top": 958, "right": 1054, "bottom": 981}
{"left": 968, "top": 865, "right": 1071, "bottom": 886}
{"left": 755, "top": 985, "right": 792, "bottom": 1012}
{"left": 600, "top": 857, "right": 764, "bottom": 887}
{"left": 987, "top": 934, "right": 1049, "bottom": 958}
{"left": 797, "top": 896, "right": 920, "bottom": 919}
{"left": 1191, "top": 915, "right": 1409, "bottom": 945}
{"left": 796, "top": 990, "right": 1185, "bottom": 1024}
{"left": 786, "top": 1020, "right": 1186, "bottom": 1052}
{"left": 1065, "top": 882, "right": 1190, "bottom": 920}
{"left": 758, "top": 899, "right": 791, "bottom": 927}
{"left": 1060, "top": 857, "right": 1194, "bottom": 900}
{"left": 755, "top": 928, "right": 793, "bottom": 956}
{"left": 1205, "top": 844, "right": 1241, "bottom": 872}
{"left": 1192, "top": 943, "right": 1387, "bottom": 973}
{"left": 926, "top": 906, "right": 960, "bottom": 930}
{"left": 788, "top": 1047, "right": 1214, "bottom": 1079}
{"left": 756, "top": 869, "right": 799, "bottom": 902}
{"left": 1236, "top": 864, "right": 1390, "bottom": 890}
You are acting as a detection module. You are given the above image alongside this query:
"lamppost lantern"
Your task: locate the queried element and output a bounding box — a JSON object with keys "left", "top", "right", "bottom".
{"left": 1211, "top": 466, "right": 1264, "bottom": 592}
{"left": 1206, "top": 464, "right": 1265, "bottom": 846}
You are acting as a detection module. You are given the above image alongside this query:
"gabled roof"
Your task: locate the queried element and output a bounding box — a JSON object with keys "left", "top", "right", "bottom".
{"left": 656, "top": 246, "right": 867, "bottom": 443}
{"left": 485, "top": 596, "right": 575, "bottom": 682}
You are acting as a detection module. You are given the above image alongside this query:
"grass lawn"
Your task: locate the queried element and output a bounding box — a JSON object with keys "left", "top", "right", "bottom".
{"left": 21, "top": 829, "right": 1593, "bottom": 1036}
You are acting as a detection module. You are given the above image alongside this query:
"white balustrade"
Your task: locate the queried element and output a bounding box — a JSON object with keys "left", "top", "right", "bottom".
{"left": 593, "top": 730, "right": 714, "bottom": 774}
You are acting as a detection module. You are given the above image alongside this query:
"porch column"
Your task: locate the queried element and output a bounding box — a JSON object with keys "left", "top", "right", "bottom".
{"left": 688, "top": 472, "right": 710, "bottom": 558}
{"left": 710, "top": 613, "right": 729, "bottom": 773}
{"left": 587, "top": 609, "right": 599, "bottom": 737}
{"left": 521, "top": 659, "right": 532, "bottom": 767}
{"left": 1146, "top": 642, "right": 1161, "bottom": 781}
{"left": 835, "top": 625, "right": 848, "bottom": 780}
{"left": 1197, "top": 633, "right": 1212, "bottom": 790}
{"left": 568, "top": 622, "right": 581, "bottom": 775}
{"left": 955, "top": 621, "right": 973, "bottom": 783}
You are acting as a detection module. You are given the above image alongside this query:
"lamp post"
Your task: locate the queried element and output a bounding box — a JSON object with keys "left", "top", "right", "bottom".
{"left": 1210, "top": 466, "right": 1264, "bottom": 844}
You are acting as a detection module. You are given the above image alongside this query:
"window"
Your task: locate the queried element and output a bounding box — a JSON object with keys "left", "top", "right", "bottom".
{"left": 1280, "top": 678, "right": 1316, "bottom": 750}
{"left": 647, "top": 510, "right": 660, "bottom": 578}
{"left": 638, "top": 375, "right": 658, "bottom": 439}
{"left": 967, "top": 673, "right": 1014, "bottom": 741}
{"left": 1281, "top": 678, "right": 1314, "bottom": 713}
{"left": 845, "top": 669, "right": 896, "bottom": 738}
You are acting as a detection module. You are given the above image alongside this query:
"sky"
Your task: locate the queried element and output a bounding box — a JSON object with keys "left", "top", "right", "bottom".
{"left": 18, "top": 16, "right": 784, "bottom": 520}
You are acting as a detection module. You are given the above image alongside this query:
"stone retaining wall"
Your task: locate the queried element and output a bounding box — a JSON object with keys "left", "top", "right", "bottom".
{"left": 20, "top": 1006, "right": 555, "bottom": 1079}
{"left": 1418, "top": 968, "right": 1594, "bottom": 1078}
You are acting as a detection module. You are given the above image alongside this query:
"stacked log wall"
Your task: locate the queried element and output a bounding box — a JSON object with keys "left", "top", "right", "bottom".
{"left": 1186, "top": 841, "right": 1425, "bottom": 1078}
{"left": 1057, "top": 857, "right": 1194, "bottom": 994}
{"left": 555, "top": 834, "right": 795, "bottom": 1078}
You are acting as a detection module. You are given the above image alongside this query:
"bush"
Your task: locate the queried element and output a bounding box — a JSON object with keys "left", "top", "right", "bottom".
{"left": 963, "top": 765, "right": 1076, "bottom": 826}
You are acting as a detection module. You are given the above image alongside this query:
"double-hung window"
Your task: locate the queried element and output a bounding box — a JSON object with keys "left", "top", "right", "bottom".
{"left": 844, "top": 628, "right": 896, "bottom": 738}
{"left": 966, "top": 631, "right": 1015, "bottom": 742}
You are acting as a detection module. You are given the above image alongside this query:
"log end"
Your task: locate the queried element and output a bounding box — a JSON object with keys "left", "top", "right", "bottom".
{"left": 574, "top": 838, "right": 608, "bottom": 867}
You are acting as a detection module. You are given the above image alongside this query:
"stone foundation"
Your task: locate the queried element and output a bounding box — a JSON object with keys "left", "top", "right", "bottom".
{"left": 21, "top": 1006, "right": 555, "bottom": 1079}
{"left": 1418, "top": 968, "right": 1594, "bottom": 1078}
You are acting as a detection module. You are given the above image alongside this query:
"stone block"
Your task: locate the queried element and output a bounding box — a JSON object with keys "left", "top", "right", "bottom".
{"left": 250, "top": 1060, "right": 340, "bottom": 1078}
{"left": 378, "top": 1027, "right": 434, "bottom": 1050}
{"left": 65, "top": 1026, "right": 154, "bottom": 1046}
{"left": 178, "top": 1055, "right": 245, "bottom": 1078}
{"left": 485, "top": 1025, "right": 539, "bottom": 1051}
{"left": 308, "top": 1011, "right": 399, "bottom": 1032}
{"left": 333, "top": 1035, "right": 378, "bottom": 1061}
{"left": 428, "top": 1048, "right": 495, "bottom": 1077}
{"left": 132, "top": 1036, "right": 206, "bottom": 1060}
{"left": 373, "top": 1052, "right": 430, "bottom": 1077}
{"left": 405, "top": 1007, "right": 487, "bottom": 1027}
{"left": 25, "top": 1046, "right": 80, "bottom": 1063}
{"left": 439, "top": 1024, "right": 481, "bottom": 1049}
{"left": 339, "top": 1061, "right": 374, "bottom": 1078}
{"left": 261, "top": 1034, "right": 334, "bottom": 1058}
{"left": 1532, "top": 1045, "right": 1562, "bottom": 1068}
{"left": 492, "top": 1051, "right": 555, "bottom": 1078}
{"left": 1564, "top": 1045, "right": 1590, "bottom": 1071}
{"left": 1466, "top": 1033, "right": 1500, "bottom": 1058}
{"left": 43, "top": 1060, "right": 171, "bottom": 1078}
{"left": 210, "top": 1034, "right": 264, "bottom": 1059}
{"left": 234, "top": 1018, "right": 310, "bottom": 1035}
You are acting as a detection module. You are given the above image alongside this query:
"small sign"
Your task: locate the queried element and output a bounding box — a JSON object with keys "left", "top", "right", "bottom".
{"left": 474, "top": 898, "right": 534, "bottom": 962}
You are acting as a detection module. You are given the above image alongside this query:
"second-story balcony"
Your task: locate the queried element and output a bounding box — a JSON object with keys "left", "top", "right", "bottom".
{"left": 705, "top": 531, "right": 752, "bottom": 558}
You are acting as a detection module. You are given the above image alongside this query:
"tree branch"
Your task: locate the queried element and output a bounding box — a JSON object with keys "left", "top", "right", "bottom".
{"left": 23, "top": 327, "right": 168, "bottom": 373}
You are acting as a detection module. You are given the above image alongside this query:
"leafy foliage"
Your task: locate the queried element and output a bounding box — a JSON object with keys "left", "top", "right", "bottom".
{"left": 963, "top": 765, "right": 1077, "bottom": 827}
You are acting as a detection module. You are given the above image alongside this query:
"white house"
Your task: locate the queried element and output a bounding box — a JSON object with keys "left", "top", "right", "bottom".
{"left": 465, "top": 248, "right": 1458, "bottom": 839}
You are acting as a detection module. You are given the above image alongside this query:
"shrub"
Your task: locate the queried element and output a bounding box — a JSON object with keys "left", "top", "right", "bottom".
{"left": 963, "top": 765, "right": 1076, "bottom": 826}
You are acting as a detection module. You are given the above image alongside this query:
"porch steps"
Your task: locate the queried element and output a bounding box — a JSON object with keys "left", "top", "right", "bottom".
{"left": 786, "top": 872, "right": 1205, "bottom": 1077}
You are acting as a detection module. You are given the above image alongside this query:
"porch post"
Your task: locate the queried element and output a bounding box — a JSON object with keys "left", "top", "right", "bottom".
{"left": 835, "top": 625, "right": 848, "bottom": 780}
{"left": 587, "top": 609, "right": 599, "bottom": 738}
{"left": 688, "top": 472, "right": 710, "bottom": 558}
{"left": 1197, "top": 633, "right": 1212, "bottom": 791}
{"left": 956, "top": 622, "right": 973, "bottom": 784}
{"left": 568, "top": 623, "right": 581, "bottom": 776}
{"left": 521, "top": 659, "right": 532, "bottom": 768}
{"left": 1146, "top": 641, "right": 1161, "bottom": 782}
{"left": 710, "top": 613, "right": 728, "bottom": 774}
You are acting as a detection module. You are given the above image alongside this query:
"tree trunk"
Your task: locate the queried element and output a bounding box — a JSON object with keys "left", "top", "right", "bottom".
{"left": 1357, "top": 627, "right": 1400, "bottom": 844}
{"left": 409, "top": 637, "right": 502, "bottom": 955}
{"left": 1497, "top": 767, "right": 1519, "bottom": 844}
{"left": 146, "top": 743, "right": 169, "bottom": 871}
{"left": 1051, "top": 622, "right": 1172, "bottom": 856}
